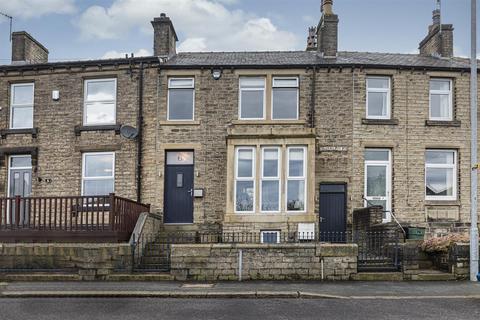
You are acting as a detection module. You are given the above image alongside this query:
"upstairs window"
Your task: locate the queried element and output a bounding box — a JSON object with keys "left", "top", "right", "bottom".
{"left": 272, "top": 77, "right": 299, "bottom": 120}
{"left": 429, "top": 79, "right": 452, "bottom": 121}
{"left": 82, "top": 152, "right": 115, "bottom": 196}
{"left": 84, "top": 79, "right": 116, "bottom": 125}
{"left": 10, "top": 83, "right": 34, "bottom": 129}
{"left": 239, "top": 77, "right": 265, "bottom": 120}
{"left": 366, "top": 77, "right": 391, "bottom": 119}
{"left": 425, "top": 150, "right": 457, "bottom": 201}
{"left": 168, "top": 78, "right": 195, "bottom": 121}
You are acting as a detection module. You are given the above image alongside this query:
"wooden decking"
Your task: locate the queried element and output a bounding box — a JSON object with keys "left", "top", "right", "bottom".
{"left": 0, "top": 194, "right": 150, "bottom": 242}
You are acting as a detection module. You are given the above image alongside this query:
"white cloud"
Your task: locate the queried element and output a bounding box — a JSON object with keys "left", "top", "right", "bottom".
{"left": 178, "top": 38, "right": 208, "bottom": 52}
{"left": 102, "top": 48, "right": 151, "bottom": 59}
{"left": 0, "top": 0, "right": 76, "bottom": 19}
{"left": 76, "top": 0, "right": 299, "bottom": 51}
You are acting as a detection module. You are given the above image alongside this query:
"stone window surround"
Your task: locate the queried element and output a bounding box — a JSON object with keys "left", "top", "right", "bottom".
{"left": 429, "top": 77, "right": 453, "bottom": 122}
{"left": 425, "top": 149, "right": 457, "bottom": 202}
{"left": 81, "top": 151, "right": 115, "bottom": 196}
{"left": 161, "top": 71, "right": 199, "bottom": 125}
{"left": 235, "top": 70, "right": 305, "bottom": 123}
{"left": 225, "top": 135, "right": 315, "bottom": 224}
{"left": 167, "top": 77, "right": 195, "bottom": 121}
{"left": 365, "top": 75, "right": 391, "bottom": 120}
{"left": 10, "top": 82, "right": 35, "bottom": 130}
{"left": 83, "top": 77, "right": 117, "bottom": 126}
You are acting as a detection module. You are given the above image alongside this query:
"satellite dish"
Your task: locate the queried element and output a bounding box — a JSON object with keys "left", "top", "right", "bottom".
{"left": 120, "top": 125, "right": 139, "bottom": 139}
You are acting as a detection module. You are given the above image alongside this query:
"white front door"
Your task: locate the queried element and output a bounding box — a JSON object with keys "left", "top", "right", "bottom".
{"left": 364, "top": 149, "right": 391, "bottom": 223}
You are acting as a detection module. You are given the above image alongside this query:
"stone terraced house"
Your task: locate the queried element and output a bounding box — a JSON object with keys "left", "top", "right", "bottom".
{"left": 0, "top": 0, "right": 478, "bottom": 243}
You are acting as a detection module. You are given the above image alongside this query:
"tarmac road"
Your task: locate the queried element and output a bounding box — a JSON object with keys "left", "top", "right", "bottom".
{"left": 1, "top": 297, "right": 479, "bottom": 320}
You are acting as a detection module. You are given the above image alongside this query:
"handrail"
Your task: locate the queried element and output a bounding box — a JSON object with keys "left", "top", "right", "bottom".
{"left": 361, "top": 196, "right": 406, "bottom": 237}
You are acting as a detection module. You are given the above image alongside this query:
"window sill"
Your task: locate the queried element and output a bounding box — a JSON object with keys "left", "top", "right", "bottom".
{"left": 159, "top": 120, "right": 201, "bottom": 126}
{"left": 424, "top": 200, "right": 460, "bottom": 206}
{"left": 361, "top": 118, "right": 399, "bottom": 125}
{"left": 425, "top": 120, "right": 461, "bottom": 127}
{"left": 231, "top": 120, "right": 306, "bottom": 125}
{"left": 0, "top": 128, "right": 39, "bottom": 139}
{"left": 74, "top": 124, "right": 121, "bottom": 136}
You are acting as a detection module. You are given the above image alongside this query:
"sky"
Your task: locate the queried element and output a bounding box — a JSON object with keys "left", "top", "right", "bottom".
{"left": 0, "top": 0, "right": 477, "bottom": 63}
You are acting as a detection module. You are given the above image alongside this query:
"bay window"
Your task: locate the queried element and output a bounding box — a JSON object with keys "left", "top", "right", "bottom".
{"left": 286, "top": 147, "right": 306, "bottom": 212}
{"left": 261, "top": 147, "right": 281, "bottom": 212}
{"left": 425, "top": 150, "right": 457, "bottom": 200}
{"left": 235, "top": 147, "right": 255, "bottom": 212}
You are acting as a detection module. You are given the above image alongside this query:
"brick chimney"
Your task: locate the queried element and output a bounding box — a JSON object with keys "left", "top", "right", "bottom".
{"left": 151, "top": 13, "right": 178, "bottom": 57}
{"left": 419, "top": 8, "right": 454, "bottom": 58}
{"left": 11, "top": 31, "right": 49, "bottom": 64}
{"left": 316, "top": 0, "right": 338, "bottom": 57}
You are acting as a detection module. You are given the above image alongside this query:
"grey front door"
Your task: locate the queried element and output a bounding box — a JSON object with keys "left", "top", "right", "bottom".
{"left": 319, "top": 183, "right": 347, "bottom": 241}
{"left": 164, "top": 151, "right": 194, "bottom": 224}
{"left": 8, "top": 155, "right": 32, "bottom": 225}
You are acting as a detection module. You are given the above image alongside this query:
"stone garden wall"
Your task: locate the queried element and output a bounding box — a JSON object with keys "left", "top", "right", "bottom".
{"left": 0, "top": 243, "right": 132, "bottom": 280}
{"left": 170, "top": 243, "right": 358, "bottom": 281}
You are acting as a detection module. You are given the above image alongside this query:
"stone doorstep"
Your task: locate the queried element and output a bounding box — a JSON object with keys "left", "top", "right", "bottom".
{"left": 351, "top": 272, "right": 404, "bottom": 281}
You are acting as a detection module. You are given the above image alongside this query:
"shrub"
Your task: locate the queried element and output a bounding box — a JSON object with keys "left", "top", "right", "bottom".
{"left": 421, "top": 234, "right": 469, "bottom": 253}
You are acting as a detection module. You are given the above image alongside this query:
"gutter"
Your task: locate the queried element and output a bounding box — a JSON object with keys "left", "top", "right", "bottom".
{"left": 136, "top": 62, "right": 144, "bottom": 203}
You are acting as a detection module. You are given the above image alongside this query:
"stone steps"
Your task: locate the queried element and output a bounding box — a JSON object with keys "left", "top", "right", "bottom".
{"left": 107, "top": 273, "right": 173, "bottom": 281}
{"left": 408, "top": 269, "right": 456, "bottom": 281}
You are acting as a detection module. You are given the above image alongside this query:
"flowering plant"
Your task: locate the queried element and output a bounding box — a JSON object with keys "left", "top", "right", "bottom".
{"left": 420, "top": 234, "right": 469, "bottom": 253}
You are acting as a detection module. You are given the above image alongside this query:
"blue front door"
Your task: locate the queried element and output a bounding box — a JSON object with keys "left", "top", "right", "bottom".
{"left": 164, "top": 151, "right": 194, "bottom": 224}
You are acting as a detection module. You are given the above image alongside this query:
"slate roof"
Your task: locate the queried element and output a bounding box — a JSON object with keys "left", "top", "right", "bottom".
{"left": 0, "top": 51, "right": 473, "bottom": 72}
{"left": 163, "top": 51, "right": 471, "bottom": 70}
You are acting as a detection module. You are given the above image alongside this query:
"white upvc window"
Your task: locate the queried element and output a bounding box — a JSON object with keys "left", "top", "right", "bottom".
{"left": 234, "top": 147, "right": 255, "bottom": 213}
{"left": 10, "top": 83, "right": 34, "bottom": 129}
{"left": 82, "top": 152, "right": 115, "bottom": 196}
{"left": 272, "top": 77, "right": 299, "bottom": 120}
{"left": 261, "top": 147, "right": 281, "bottom": 212}
{"left": 84, "top": 78, "right": 117, "bottom": 125}
{"left": 366, "top": 76, "right": 391, "bottom": 119}
{"left": 429, "top": 79, "right": 453, "bottom": 121}
{"left": 239, "top": 77, "right": 265, "bottom": 120}
{"left": 286, "top": 146, "right": 306, "bottom": 212}
{"left": 260, "top": 230, "right": 280, "bottom": 244}
{"left": 167, "top": 78, "right": 195, "bottom": 121}
{"left": 364, "top": 149, "right": 392, "bottom": 223}
{"left": 425, "top": 149, "right": 457, "bottom": 201}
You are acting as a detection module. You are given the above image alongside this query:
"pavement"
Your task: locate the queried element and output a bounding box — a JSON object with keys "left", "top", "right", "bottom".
{"left": 1, "top": 281, "right": 480, "bottom": 299}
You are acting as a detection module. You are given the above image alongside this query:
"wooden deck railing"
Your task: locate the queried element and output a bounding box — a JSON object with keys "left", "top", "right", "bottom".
{"left": 0, "top": 193, "right": 150, "bottom": 242}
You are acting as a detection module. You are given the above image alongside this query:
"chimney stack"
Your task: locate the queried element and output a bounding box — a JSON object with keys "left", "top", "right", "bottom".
{"left": 419, "top": 7, "right": 454, "bottom": 58}
{"left": 316, "top": 0, "right": 338, "bottom": 57}
{"left": 11, "top": 31, "right": 49, "bottom": 64}
{"left": 151, "top": 13, "right": 178, "bottom": 57}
